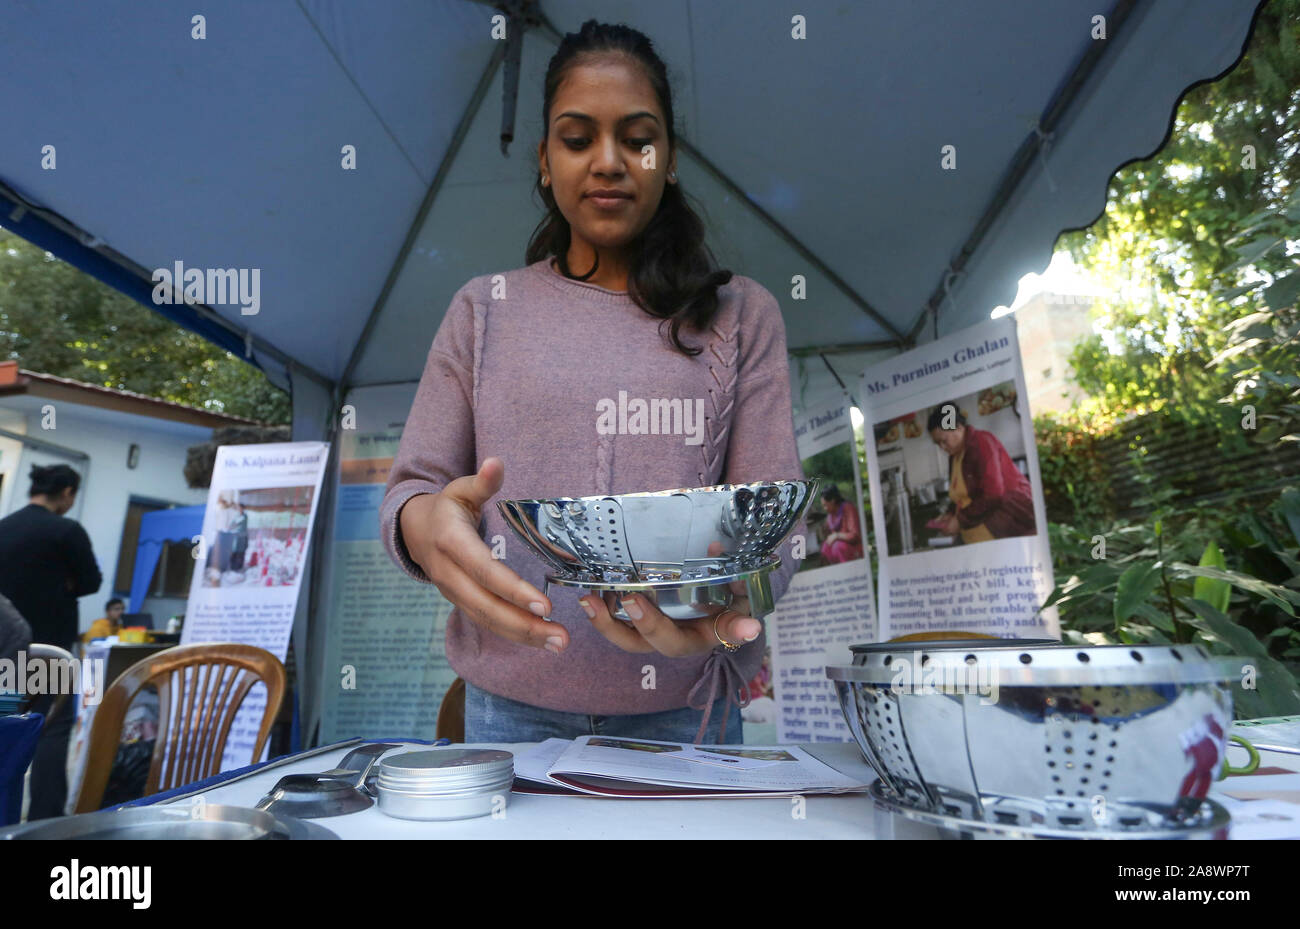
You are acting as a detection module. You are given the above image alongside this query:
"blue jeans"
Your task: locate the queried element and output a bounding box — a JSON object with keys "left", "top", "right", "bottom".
{"left": 463, "top": 680, "right": 743, "bottom": 745}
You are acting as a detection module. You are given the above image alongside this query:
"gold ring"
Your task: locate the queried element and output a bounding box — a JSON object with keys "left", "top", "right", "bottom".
{"left": 713, "top": 610, "right": 742, "bottom": 652}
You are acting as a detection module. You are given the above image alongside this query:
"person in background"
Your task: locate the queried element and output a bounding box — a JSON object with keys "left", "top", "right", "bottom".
{"left": 747, "top": 648, "right": 773, "bottom": 700}
{"left": 819, "top": 485, "right": 864, "bottom": 563}
{"left": 82, "top": 597, "right": 125, "bottom": 643}
{"left": 0, "top": 592, "right": 31, "bottom": 664}
{"left": 927, "top": 402, "right": 1035, "bottom": 542}
{"left": 230, "top": 503, "right": 249, "bottom": 572}
{"left": 0, "top": 463, "right": 102, "bottom": 819}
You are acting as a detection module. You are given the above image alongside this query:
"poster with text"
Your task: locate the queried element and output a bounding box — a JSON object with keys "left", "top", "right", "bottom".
{"left": 181, "top": 441, "right": 328, "bottom": 770}
{"left": 760, "top": 389, "right": 876, "bottom": 745}
{"left": 317, "top": 384, "right": 457, "bottom": 744}
{"left": 858, "top": 317, "right": 1058, "bottom": 640}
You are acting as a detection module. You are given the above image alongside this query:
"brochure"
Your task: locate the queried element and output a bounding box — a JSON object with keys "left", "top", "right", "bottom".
{"left": 512, "top": 736, "right": 873, "bottom": 798}
{"left": 1231, "top": 715, "right": 1300, "bottom": 756}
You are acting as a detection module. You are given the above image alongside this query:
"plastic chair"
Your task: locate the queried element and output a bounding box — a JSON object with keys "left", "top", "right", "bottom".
{"left": 0, "top": 713, "right": 43, "bottom": 826}
{"left": 16, "top": 643, "right": 75, "bottom": 721}
{"left": 73, "top": 643, "right": 285, "bottom": 813}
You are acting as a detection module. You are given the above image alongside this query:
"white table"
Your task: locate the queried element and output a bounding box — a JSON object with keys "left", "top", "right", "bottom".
{"left": 142, "top": 740, "right": 1300, "bottom": 839}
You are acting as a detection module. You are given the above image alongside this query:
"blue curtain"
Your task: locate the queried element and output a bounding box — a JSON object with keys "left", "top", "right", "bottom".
{"left": 129, "top": 506, "right": 206, "bottom": 613}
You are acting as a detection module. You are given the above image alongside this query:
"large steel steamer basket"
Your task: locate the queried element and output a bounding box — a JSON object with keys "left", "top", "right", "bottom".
{"left": 827, "top": 642, "right": 1241, "bottom": 832}
{"left": 498, "top": 480, "right": 816, "bottom": 620}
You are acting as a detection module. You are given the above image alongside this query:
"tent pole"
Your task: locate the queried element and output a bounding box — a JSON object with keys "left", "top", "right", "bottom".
{"left": 336, "top": 36, "right": 509, "bottom": 395}
{"left": 908, "top": 0, "right": 1140, "bottom": 343}
{"left": 817, "top": 353, "right": 859, "bottom": 410}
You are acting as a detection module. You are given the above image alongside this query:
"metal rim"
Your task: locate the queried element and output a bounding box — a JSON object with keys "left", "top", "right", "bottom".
{"left": 828, "top": 645, "right": 1243, "bottom": 686}
{"left": 850, "top": 637, "right": 1058, "bottom": 653}
{"left": 3, "top": 804, "right": 294, "bottom": 840}
{"left": 827, "top": 661, "right": 1240, "bottom": 686}
{"left": 500, "top": 480, "right": 814, "bottom": 506}
{"left": 545, "top": 556, "right": 779, "bottom": 591}
{"left": 868, "top": 780, "right": 1230, "bottom": 840}
{"left": 378, "top": 749, "right": 512, "bottom": 778}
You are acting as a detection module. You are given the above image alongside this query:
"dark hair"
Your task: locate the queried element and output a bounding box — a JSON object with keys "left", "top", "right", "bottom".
{"left": 821, "top": 485, "right": 844, "bottom": 504}
{"left": 28, "top": 463, "right": 80, "bottom": 497}
{"left": 526, "top": 19, "right": 732, "bottom": 357}
{"left": 106, "top": 598, "right": 124, "bottom": 610}
{"left": 926, "top": 402, "right": 967, "bottom": 432}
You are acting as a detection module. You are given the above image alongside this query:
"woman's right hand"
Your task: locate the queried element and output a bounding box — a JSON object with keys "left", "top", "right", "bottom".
{"left": 398, "top": 457, "right": 564, "bottom": 654}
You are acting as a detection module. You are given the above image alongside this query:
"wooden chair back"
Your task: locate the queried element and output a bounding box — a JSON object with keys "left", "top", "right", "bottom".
{"left": 436, "top": 677, "right": 465, "bottom": 742}
{"left": 74, "top": 643, "right": 285, "bottom": 813}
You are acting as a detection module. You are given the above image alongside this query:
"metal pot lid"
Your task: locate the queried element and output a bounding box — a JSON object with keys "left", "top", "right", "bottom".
{"left": 378, "top": 775, "right": 515, "bottom": 800}
{"left": 378, "top": 749, "right": 513, "bottom": 780}
{"left": 2, "top": 804, "right": 338, "bottom": 840}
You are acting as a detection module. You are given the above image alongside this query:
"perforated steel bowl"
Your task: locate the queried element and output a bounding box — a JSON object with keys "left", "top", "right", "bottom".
{"left": 498, "top": 481, "right": 815, "bottom": 620}
{"left": 827, "top": 642, "right": 1242, "bottom": 833}
{"left": 498, "top": 480, "right": 816, "bottom": 582}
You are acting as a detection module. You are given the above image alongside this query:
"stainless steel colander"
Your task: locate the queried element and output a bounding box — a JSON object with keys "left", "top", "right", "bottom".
{"left": 498, "top": 480, "right": 816, "bottom": 620}
{"left": 827, "top": 642, "right": 1242, "bottom": 834}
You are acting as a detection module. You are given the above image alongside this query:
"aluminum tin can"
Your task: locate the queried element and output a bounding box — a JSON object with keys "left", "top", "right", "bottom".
{"left": 375, "top": 749, "right": 514, "bottom": 822}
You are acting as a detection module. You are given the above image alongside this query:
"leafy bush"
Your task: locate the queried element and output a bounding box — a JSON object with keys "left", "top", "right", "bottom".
{"left": 1034, "top": 412, "right": 1115, "bottom": 530}
{"left": 1045, "top": 487, "right": 1300, "bottom": 718}
{"left": 1211, "top": 188, "right": 1300, "bottom": 448}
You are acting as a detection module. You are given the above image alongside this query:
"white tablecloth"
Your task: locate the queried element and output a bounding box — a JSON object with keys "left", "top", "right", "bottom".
{"left": 146, "top": 741, "right": 1300, "bottom": 839}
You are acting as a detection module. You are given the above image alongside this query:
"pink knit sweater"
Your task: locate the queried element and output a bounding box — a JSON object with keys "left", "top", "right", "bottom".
{"left": 380, "top": 257, "right": 806, "bottom": 715}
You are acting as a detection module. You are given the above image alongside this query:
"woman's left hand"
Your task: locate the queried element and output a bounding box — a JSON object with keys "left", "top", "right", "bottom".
{"left": 580, "top": 539, "right": 765, "bottom": 656}
{"left": 579, "top": 587, "right": 761, "bottom": 657}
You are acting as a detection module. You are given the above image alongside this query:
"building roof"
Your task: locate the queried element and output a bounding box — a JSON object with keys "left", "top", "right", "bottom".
{"left": 0, "top": 360, "right": 269, "bottom": 429}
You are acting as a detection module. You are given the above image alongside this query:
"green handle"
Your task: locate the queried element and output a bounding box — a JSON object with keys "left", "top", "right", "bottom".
{"left": 1220, "top": 734, "right": 1260, "bottom": 778}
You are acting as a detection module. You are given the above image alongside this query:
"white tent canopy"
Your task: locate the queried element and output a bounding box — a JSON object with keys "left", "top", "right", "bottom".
{"left": 0, "top": 0, "right": 1265, "bottom": 417}
{"left": 0, "top": 0, "right": 1265, "bottom": 740}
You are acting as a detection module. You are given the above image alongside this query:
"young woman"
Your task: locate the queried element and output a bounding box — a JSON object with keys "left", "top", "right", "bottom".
{"left": 927, "top": 403, "right": 1035, "bottom": 542}
{"left": 381, "top": 21, "right": 806, "bottom": 744}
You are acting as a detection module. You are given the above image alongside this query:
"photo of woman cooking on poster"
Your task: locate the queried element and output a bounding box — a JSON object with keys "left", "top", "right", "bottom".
{"left": 874, "top": 381, "right": 1037, "bottom": 556}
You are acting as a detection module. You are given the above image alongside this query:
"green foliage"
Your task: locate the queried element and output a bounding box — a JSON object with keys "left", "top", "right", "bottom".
{"left": 1059, "top": 0, "right": 1300, "bottom": 430}
{"left": 1041, "top": 11, "right": 1300, "bottom": 718}
{"left": 1193, "top": 540, "right": 1231, "bottom": 614}
{"left": 803, "top": 444, "right": 858, "bottom": 497}
{"left": 0, "top": 228, "right": 290, "bottom": 424}
{"left": 1032, "top": 411, "right": 1114, "bottom": 530}
{"left": 1045, "top": 487, "right": 1300, "bottom": 718}
{"left": 1210, "top": 188, "right": 1300, "bottom": 447}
